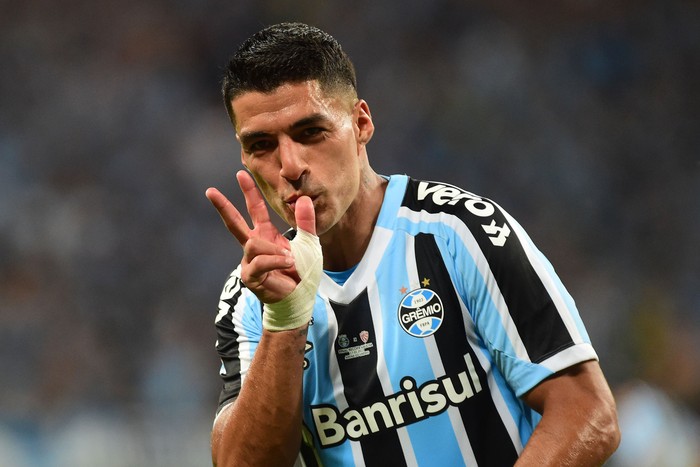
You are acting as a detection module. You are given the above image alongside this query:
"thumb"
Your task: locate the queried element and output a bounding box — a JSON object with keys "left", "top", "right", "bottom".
{"left": 294, "top": 196, "right": 316, "bottom": 235}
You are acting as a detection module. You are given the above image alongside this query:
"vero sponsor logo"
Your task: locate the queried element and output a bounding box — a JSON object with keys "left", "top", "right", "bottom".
{"left": 417, "top": 181, "right": 511, "bottom": 247}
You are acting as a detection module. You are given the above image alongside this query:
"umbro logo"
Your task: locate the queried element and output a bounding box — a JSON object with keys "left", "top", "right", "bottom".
{"left": 482, "top": 219, "right": 511, "bottom": 247}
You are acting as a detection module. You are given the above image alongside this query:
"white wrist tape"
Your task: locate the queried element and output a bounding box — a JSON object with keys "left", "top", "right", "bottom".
{"left": 263, "top": 228, "right": 322, "bottom": 331}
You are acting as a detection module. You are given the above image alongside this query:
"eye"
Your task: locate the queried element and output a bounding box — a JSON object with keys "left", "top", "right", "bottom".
{"left": 246, "top": 139, "right": 274, "bottom": 154}
{"left": 302, "top": 127, "right": 323, "bottom": 137}
{"left": 297, "top": 127, "right": 326, "bottom": 143}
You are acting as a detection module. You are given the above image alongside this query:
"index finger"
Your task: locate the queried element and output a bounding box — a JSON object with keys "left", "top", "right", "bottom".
{"left": 236, "top": 170, "right": 273, "bottom": 229}
{"left": 205, "top": 186, "right": 251, "bottom": 246}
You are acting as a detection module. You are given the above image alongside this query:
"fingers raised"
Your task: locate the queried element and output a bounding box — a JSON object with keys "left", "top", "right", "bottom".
{"left": 236, "top": 170, "right": 272, "bottom": 229}
{"left": 205, "top": 187, "right": 250, "bottom": 246}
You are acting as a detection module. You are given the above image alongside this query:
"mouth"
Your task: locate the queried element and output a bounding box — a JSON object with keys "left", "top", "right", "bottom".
{"left": 284, "top": 194, "right": 299, "bottom": 211}
{"left": 284, "top": 193, "right": 316, "bottom": 212}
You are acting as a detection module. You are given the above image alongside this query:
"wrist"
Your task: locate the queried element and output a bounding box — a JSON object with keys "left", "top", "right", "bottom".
{"left": 263, "top": 229, "right": 322, "bottom": 332}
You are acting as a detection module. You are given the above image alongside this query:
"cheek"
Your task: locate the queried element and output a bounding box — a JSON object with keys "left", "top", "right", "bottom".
{"left": 249, "top": 171, "right": 270, "bottom": 193}
{"left": 249, "top": 173, "right": 282, "bottom": 209}
{"left": 248, "top": 159, "right": 282, "bottom": 186}
{"left": 328, "top": 165, "right": 361, "bottom": 211}
{"left": 247, "top": 158, "right": 277, "bottom": 180}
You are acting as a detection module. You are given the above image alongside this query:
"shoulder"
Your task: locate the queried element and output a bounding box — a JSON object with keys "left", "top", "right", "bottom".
{"left": 398, "top": 178, "right": 514, "bottom": 247}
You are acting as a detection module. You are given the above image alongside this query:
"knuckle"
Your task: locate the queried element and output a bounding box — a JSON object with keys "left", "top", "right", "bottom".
{"left": 239, "top": 267, "right": 253, "bottom": 284}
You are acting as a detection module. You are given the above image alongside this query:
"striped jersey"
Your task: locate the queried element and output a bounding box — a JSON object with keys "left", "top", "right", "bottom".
{"left": 214, "top": 174, "right": 598, "bottom": 466}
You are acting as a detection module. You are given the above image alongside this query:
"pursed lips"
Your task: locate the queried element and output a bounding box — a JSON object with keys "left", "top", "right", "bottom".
{"left": 285, "top": 193, "right": 317, "bottom": 212}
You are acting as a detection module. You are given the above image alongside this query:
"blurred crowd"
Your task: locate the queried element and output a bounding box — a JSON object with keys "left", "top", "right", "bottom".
{"left": 1, "top": 0, "right": 698, "bottom": 465}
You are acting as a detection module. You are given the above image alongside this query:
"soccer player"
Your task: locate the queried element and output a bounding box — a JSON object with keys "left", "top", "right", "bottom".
{"left": 206, "top": 22, "right": 620, "bottom": 466}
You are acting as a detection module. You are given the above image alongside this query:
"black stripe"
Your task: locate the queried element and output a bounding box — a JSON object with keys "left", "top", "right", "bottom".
{"left": 403, "top": 178, "right": 574, "bottom": 363}
{"left": 300, "top": 423, "right": 322, "bottom": 467}
{"left": 330, "top": 291, "right": 406, "bottom": 467}
{"left": 414, "top": 233, "right": 519, "bottom": 466}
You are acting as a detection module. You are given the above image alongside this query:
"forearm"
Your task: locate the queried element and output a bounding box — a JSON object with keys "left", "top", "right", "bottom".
{"left": 212, "top": 325, "right": 308, "bottom": 467}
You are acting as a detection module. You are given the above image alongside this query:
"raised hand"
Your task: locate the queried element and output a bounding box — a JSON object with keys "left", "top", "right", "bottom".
{"left": 205, "top": 170, "right": 316, "bottom": 305}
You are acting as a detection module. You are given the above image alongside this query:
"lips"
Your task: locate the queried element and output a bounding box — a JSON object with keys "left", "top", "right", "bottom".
{"left": 285, "top": 194, "right": 299, "bottom": 211}
{"left": 284, "top": 193, "right": 316, "bottom": 211}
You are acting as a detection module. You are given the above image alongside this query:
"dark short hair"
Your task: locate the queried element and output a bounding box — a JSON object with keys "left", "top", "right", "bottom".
{"left": 221, "top": 22, "right": 357, "bottom": 123}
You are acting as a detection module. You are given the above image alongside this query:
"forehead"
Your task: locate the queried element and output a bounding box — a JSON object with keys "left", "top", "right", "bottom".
{"left": 231, "top": 81, "right": 349, "bottom": 135}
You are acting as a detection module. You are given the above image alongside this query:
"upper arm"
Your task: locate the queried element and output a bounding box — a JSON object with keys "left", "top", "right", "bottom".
{"left": 522, "top": 360, "right": 614, "bottom": 412}
{"left": 513, "top": 360, "right": 621, "bottom": 465}
{"left": 522, "top": 360, "right": 620, "bottom": 443}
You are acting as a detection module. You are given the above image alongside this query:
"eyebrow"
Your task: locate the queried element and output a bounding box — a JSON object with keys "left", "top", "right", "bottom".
{"left": 289, "top": 113, "right": 329, "bottom": 130}
{"left": 238, "top": 113, "right": 331, "bottom": 145}
{"left": 238, "top": 130, "right": 270, "bottom": 146}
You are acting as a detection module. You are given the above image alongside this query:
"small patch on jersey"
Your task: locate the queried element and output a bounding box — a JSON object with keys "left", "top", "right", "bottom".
{"left": 335, "top": 332, "right": 375, "bottom": 360}
{"left": 359, "top": 330, "right": 369, "bottom": 343}
{"left": 398, "top": 288, "right": 444, "bottom": 338}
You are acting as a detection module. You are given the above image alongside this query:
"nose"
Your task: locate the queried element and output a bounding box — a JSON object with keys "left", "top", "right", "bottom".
{"left": 278, "top": 137, "right": 307, "bottom": 183}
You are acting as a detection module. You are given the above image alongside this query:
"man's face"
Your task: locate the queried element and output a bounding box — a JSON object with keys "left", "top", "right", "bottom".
{"left": 232, "top": 80, "right": 368, "bottom": 236}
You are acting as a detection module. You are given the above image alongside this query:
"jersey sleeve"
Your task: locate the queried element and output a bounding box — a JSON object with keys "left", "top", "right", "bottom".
{"left": 446, "top": 195, "right": 598, "bottom": 396}
{"left": 214, "top": 265, "right": 263, "bottom": 416}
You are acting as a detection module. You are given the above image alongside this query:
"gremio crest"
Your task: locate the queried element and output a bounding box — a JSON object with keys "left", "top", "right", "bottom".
{"left": 398, "top": 288, "right": 444, "bottom": 337}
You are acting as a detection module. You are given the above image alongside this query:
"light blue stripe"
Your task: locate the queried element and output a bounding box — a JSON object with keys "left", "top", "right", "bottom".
{"left": 376, "top": 232, "right": 436, "bottom": 387}
{"left": 406, "top": 413, "right": 465, "bottom": 465}
{"left": 241, "top": 292, "right": 262, "bottom": 358}
{"left": 376, "top": 174, "right": 408, "bottom": 229}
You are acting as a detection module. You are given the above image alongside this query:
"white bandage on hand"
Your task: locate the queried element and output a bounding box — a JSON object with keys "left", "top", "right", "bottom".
{"left": 263, "top": 229, "right": 322, "bottom": 331}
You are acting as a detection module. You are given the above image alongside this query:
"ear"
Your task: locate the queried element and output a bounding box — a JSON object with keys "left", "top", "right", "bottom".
{"left": 354, "top": 99, "right": 374, "bottom": 146}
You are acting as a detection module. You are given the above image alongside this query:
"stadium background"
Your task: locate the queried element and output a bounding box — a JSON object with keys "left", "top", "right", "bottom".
{"left": 1, "top": 0, "right": 698, "bottom": 465}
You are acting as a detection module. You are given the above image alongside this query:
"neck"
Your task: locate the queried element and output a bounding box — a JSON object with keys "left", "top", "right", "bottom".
{"left": 320, "top": 170, "right": 387, "bottom": 271}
